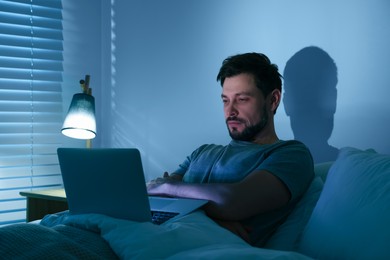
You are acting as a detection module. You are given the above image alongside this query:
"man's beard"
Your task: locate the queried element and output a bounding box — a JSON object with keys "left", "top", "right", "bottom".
{"left": 226, "top": 106, "right": 269, "bottom": 142}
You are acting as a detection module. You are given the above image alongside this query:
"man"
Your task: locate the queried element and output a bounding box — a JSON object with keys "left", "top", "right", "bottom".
{"left": 147, "top": 52, "right": 314, "bottom": 247}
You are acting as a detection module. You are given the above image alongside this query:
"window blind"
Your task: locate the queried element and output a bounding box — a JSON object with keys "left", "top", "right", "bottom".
{"left": 0, "top": 0, "right": 63, "bottom": 226}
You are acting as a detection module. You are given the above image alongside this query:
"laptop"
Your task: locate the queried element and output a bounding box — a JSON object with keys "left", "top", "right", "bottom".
{"left": 57, "top": 148, "right": 208, "bottom": 224}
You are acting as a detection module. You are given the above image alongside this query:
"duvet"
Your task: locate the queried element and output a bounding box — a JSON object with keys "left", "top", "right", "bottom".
{"left": 0, "top": 210, "right": 311, "bottom": 259}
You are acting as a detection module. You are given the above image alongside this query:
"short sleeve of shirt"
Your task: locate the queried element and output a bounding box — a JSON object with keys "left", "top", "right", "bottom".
{"left": 256, "top": 140, "right": 314, "bottom": 202}
{"left": 172, "top": 144, "right": 211, "bottom": 177}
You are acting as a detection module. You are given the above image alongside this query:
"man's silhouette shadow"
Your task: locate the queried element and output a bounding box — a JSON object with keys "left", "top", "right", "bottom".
{"left": 283, "top": 46, "right": 339, "bottom": 163}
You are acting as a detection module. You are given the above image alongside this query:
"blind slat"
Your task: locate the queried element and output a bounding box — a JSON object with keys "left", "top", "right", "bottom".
{"left": 0, "top": 69, "right": 63, "bottom": 81}
{"left": 0, "top": 165, "right": 60, "bottom": 178}
{"left": 0, "top": 79, "right": 62, "bottom": 91}
{"left": 0, "top": 1, "right": 62, "bottom": 19}
{"left": 0, "top": 10, "right": 63, "bottom": 30}
{"left": 0, "top": 24, "right": 63, "bottom": 40}
{"left": 0, "top": 58, "right": 63, "bottom": 71}
{"left": 0, "top": 46, "right": 63, "bottom": 61}
{"left": 0, "top": 90, "right": 62, "bottom": 102}
{"left": 0, "top": 176, "right": 62, "bottom": 193}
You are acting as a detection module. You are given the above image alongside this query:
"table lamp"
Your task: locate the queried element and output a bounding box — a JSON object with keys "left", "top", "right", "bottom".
{"left": 61, "top": 75, "right": 96, "bottom": 148}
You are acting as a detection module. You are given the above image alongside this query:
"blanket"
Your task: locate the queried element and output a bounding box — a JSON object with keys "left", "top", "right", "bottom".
{"left": 38, "top": 210, "right": 311, "bottom": 259}
{"left": 0, "top": 222, "right": 117, "bottom": 259}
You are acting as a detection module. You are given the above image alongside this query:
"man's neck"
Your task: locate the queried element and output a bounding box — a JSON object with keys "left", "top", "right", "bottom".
{"left": 250, "top": 123, "right": 279, "bottom": 145}
{"left": 252, "top": 134, "right": 279, "bottom": 145}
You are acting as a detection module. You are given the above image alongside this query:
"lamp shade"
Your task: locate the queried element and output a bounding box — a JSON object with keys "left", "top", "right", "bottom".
{"left": 61, "top": 93, "right": 96, "bottom": 140}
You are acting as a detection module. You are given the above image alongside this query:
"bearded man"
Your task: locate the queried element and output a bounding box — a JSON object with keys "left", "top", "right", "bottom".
{"left": 147, "top": 52, "right": 314, "bottom": 247}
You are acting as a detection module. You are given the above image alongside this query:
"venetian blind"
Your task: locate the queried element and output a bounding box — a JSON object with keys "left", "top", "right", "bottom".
{"left": 0, "top": 0, "right": 63, "bottom": 226}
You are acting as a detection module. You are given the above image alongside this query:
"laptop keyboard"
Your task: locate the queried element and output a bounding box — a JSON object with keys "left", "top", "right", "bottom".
{"left": 151, "top": 211, "right": 179, "bottom": 225}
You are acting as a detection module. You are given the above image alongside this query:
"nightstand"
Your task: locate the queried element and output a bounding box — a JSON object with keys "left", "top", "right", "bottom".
{"left": 20, "top": 188, "right": 68, "bottom": 222}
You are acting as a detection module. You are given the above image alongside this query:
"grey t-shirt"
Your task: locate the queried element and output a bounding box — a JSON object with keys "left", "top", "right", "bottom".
{"left": 173, "top": 139, "right": 314, "bottom": 246}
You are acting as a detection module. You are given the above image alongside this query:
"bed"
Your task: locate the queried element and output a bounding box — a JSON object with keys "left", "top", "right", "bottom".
{"left": 1, "top": 147, "right": 390, "bottom": 259}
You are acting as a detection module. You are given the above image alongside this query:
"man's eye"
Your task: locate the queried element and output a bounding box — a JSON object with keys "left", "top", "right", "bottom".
{"left": 238, "top": 98, "right": 248, "bottom": 102}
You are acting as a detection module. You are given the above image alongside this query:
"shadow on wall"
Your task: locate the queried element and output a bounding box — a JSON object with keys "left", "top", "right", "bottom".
{"left": 283, "top": 46, "right": 339, "bottom": 163}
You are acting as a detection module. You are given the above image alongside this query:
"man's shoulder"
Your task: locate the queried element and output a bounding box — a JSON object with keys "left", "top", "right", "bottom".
{"left": 275, "top": 139, "right": 306, "bottom": 146}
{"left": 196, "top": 143, "right": 227, "bottom": 151}
{"left": 271, "top": 139, "right": 310, "bottom": 152}
{"left": 190, "top": 143, "right": 228, "bottom": 157}
{"left": 264, "top": 140, "right": 314, "bottom": 166}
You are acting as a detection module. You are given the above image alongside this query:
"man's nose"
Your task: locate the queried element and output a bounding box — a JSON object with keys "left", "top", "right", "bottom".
{"left": 225, "top": 102, "right": 238, "bottom": 117}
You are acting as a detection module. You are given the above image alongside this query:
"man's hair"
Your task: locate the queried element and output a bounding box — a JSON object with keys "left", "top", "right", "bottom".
{"left": 216, "top": 52, "right": 282, "bottom": 98}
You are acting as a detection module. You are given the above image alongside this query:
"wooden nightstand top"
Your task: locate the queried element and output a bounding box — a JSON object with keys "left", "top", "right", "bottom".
{"left": 20, "top": 188, "right": 67, "bottom": 202}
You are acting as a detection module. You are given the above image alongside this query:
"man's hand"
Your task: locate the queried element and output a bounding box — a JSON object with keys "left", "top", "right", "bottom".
{"left": 147, "top": 172, "right": 182, "bottom": 196}
{"left": 148, "top": 172, "right": 182, "bottom": 185}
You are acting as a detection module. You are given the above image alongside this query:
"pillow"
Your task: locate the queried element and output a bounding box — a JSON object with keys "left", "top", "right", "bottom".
{"left": 313, "top": 161, "right": 333, "bottom": 182}
{"left": 264, "top": 176, "right": 324, "bottom": 251}
{"left": 298, "top": 147, "right": 390, "bottom": 259}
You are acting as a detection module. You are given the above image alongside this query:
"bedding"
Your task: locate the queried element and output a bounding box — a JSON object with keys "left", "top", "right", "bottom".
{"left": 0, "top": 222, "right": 117, "bottom": 259}
{"left": 0, "top": 210, "right": 311, "bottom": 259}
{"left": 298, "top": 147, "right": 390, "bottom": 259}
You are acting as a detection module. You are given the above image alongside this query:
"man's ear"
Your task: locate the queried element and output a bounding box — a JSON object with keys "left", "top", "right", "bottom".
{"left": 270, "top": 89, "right": 281, "bottom": 112}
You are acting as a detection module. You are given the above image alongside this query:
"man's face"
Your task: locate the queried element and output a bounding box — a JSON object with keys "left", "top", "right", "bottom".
{"left": 221, "top": 73, "right": 269, "bottom": 141}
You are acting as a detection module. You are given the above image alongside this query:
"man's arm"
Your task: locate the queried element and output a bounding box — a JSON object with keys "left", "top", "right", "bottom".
{"left": 147, "top": 170, "right": 290, "bottom": 221}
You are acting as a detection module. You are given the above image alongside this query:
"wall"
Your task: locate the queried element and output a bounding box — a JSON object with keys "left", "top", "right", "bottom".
{"left": 98, "top": 0, "right": 390, "bottom": 179}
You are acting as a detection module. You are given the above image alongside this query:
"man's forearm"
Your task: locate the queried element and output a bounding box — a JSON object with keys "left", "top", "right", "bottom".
{"left": 147, "top": 170, "right": 290, "bottom": 221}
{"left": 148, "top": 181, "right": 241, "bottom": 220}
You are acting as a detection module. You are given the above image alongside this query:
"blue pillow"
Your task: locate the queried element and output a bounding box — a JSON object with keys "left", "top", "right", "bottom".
{"left": 265, "top": 176, "right": 324, "bottom": 251}
{"left": 298, "top": 147, "right": 390, "bottom": 259}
